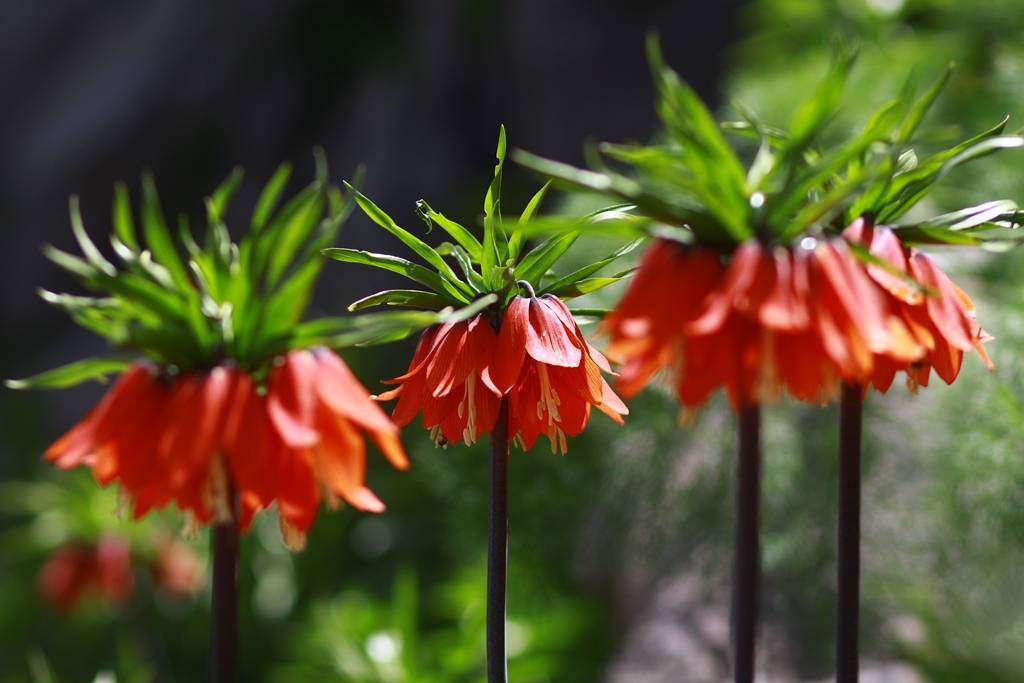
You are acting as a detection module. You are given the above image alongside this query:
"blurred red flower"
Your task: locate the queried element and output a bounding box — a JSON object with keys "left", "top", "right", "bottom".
{"left": 843, "top": 218, "right": 993, "bottom": 391}
{"left": 44, "top": 348, "right": 407, "bottom": 549}
{"left": 604, "top": 238, "right": 924, "bottom": 409}
{"left": 150, "top": 538, "right": 204, "bottom": 599}
{"left": 39, "top": 535, "right": 134, "bottom": 612}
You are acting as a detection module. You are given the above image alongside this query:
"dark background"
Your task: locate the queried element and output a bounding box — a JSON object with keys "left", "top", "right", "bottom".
{"left": 0, "top": 0, "right": 738, "bottom": 390}
{"left": 7, "top": 1, "right": 1024, "bottom": 681}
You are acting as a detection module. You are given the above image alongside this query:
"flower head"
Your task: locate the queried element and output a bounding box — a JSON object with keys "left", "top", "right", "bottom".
{"left": 377, "top": 316, "right": 502, "bottom": 446}
{"left": 44, "top": 348, "right": 406, "bottom": 548}
{"left": 605, "top": 238, "right": 924, "bottom": 409}
{"left": 515, "top": 39, "right": 1022, "bottom": 411}
{"left": 38, "top": 535, "right": 134, "bottom": 612}
{"left": 11, "top": 165, "right": 437, "bottom": 547}
{"left": 843, "top": 218, "right": 993, "bottom": 391}
{"left": 494, "top": 294, "right": 627, "bottom": 453}
{"left": 335, "top": 127, "right": 632, "bottom": 453}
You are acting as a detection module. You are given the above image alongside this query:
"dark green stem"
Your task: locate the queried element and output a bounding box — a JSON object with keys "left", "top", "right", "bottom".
{"left": 487, "top": 397, "right": 510, "bottom": 683}
{"left": 733, "top": 403, "right": 761, "bottom": 683}
{"left": 837, "top": 383, "right": 862, "bottom": 683}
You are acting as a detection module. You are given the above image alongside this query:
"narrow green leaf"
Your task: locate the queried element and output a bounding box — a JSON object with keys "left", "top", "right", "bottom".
{"left": 546, "top": 271, "right": 635, "bottom": 298}
{"left": 509, "top": 180, "right": 551, "bottom": 259}
{"left": 263, "top": 183, "right": 326, "bottom": 287}
{"left": 141, "top": 174, "right": 191, "bottom": 291}
{"left": 348, "top": 289, "right": 453, "bottom": 312}
{"left": 416, "top": 200, "right": 482, "bottom": 260}
{"left": 436, "top": 242, "right": 486, "bottom": 291}
{"left": 322, "top": 248, "right": 468, "bottom": 301}
{"left": 515, "top": 232, "right": 580, "bottom": 285}
{"left": 539, "top": 238, "right": 643, "bottom": 294}
{"left": 112, "top": 182, "right": 138, "bottom": 250}
{"left": 44, "top": 245, "right": 98, "bottom": 280}
{"left": 6, "top": 356, "right": 132, "bottom": 390}
{"left": 482, "top": 125, "right": 509, "bottom": 283}
{"left": 897, "top": 64, "right": 953, "bottom": 144}
{"left": 68, "top": 196, "right": 116, "bottom": 276}
{"left": 251, "top": 162, "right": 293, "bottom": 231}
{"left": 206, "top": 166, "right": 244, "bottom": 225}
{"left": 345, "top": 183, "right": 473, "bottom": 297}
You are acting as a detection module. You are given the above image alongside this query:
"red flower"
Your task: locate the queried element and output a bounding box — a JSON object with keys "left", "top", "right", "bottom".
{"left": 493, "top": 294, "right": 627, "bottom": 453}
{"left": 44, "top": 348, "right": 408, "bottom": 548}
{"left": 38, "top": 535, "right": 134, "bottom": 612}
{"left": 378, "top": 316, "right": 502, "bottom": 446}
{"left": 605, "top": 238, "right": 923, "bottom": 409}
{"left": 150, "top": 538, "right": 204, "bottom": 599}
{"left": 843, "top": 218, "right": 993, "bottom": 391}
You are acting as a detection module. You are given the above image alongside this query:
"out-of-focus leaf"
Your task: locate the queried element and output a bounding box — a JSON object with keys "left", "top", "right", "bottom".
{"left": 6, "top": 356, "right": 132, "bottom": 390}
{"left": 252, "top": 162, "right": 293, "bottom": 232}
{"left": 68, "top": 196, "right": 116, "bottom": 276}
{"left": 206, "top": 166, "right": 244, "bottom": 225}
{"left": 896, "top": 64, "right": 953, "bottom": 144}
{"left": 112, "top": 182, "right": 138, "bottom": 251}
{"left": 264, "top": 183, "right": 326, "bottom": 287}
{"left": 141, "top": 174, "right": 191, "bottom": 291}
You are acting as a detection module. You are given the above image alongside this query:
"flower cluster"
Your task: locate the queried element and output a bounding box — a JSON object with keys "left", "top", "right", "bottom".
{"left": 38, "top": 536, "right": 134, "bottom": 612}
{"left": 381, "top": 294, "right": 626, "bottom": 454}
{"left": 844, "top": 218, "right": 993, "bottom": 391}
{"left": 603, "top": 232, "right": 981, "bottom": 408}
{"left": 331, "top": 127, "right": 631, "bottom": 454}
{"left": 45, "top": 348, "right": 407, "bottom": 548}
{"left": 38, "top": 535, "right": 203, "bottom": 612}
{"left": 516, "top": 40, "right": 1020, "bottom": 411}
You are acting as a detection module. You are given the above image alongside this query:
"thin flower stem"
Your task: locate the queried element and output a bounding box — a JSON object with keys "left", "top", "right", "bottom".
{"left": 733, "top": 403, "right": 761, "bottom": 683}
{"left": 837, "top": 383, "right": 862, "bottom": 683}
{"left": 210, "top": 503, "right": 239, "bottom": 682}
{"left": 487, "top": 397, "right": 510, "bottom": 683}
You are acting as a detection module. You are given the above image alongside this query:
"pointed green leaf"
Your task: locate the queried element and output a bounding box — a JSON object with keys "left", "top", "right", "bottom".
{"left": 344, "top": 182, "right": 473, "bottom": 297}
{"left": 546, "top": 270, "right": 635, "bottom": 298}
{"left": 207, "top": 166, "right": 244, "bottom": 225}
{"left": 251, "top": 162, "right": 293, "bottom": 232}
{"left": 322, "top": 248, "right": 468, "bottom": 301}
{"left": 141, "top": 174, "right": 191, "bottom": 291}
{"left": 509, "top": 180, "right": 551, "bottom": 259}
{"left": 482, "top": 125, "right": 509, "bottom": 282}
{"left": 416, "top": 200, "right": 482, "bottom": 260}
{"left": 348, "top": 289, "right": 453, "bottom": 312}
{"left": 6, "top": 356, "right": 133, "bottom": 390}
{"left": 539, "top": 238, "right": 643, "bottom": 294}
{"left": 897, "top": 64, "right": 953, "bottom": 144}
{"left": 112, "top": 182, "right": 138, "bottom": 251}
{"left": 515, "top": 232, "right": 580, "bottom": 285}
{"left": 68, "top": 196, "right": 116, "bottom": 276}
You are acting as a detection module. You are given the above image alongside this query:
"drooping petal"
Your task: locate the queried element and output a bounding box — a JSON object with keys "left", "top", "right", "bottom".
{"left": 493, "top": 298, "right": 530, "bottom": 392}
{"left": 524, "top": 297, "right": 583, "bottom": 368}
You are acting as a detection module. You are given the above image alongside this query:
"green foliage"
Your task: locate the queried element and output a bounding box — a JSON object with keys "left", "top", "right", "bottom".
{"left": 331, "top": 127, "right": 636, "bottom": 316}
{"left": 9, "top": 159, "right": 475, "bottom": 389}
{"left": 514, "top": 35, "right": 1024, "bottom": 253}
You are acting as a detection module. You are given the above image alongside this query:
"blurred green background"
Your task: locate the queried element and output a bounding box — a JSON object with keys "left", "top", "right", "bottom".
{"left": 4, "top": 0, "right": 1024, "bottom": 681}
